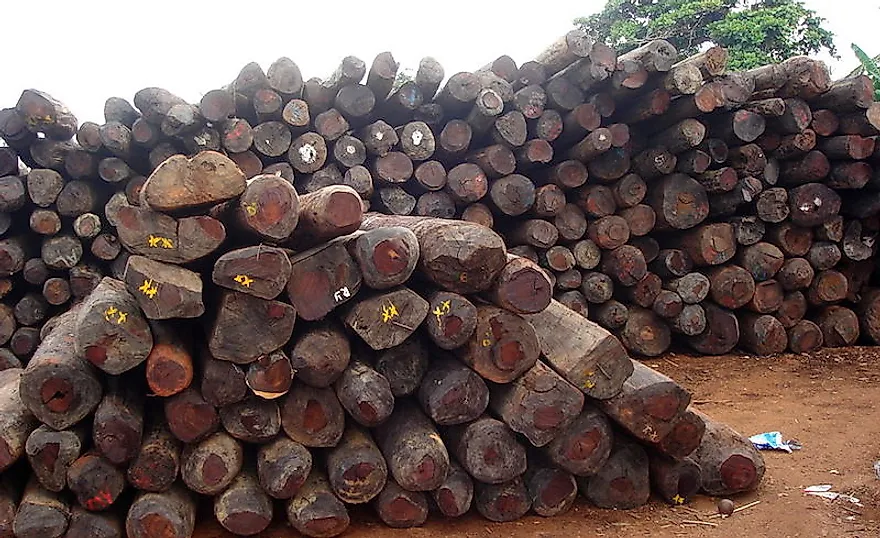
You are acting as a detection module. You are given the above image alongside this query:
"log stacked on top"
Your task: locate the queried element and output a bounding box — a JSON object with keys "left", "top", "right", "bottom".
{"left": 8, "top": 23, "right": 880, "bottom": 534}
{"left": 1, "top": 32, "right": 880, "bottom": 362}
{"left": 0, "top": 166, "right": 765, "bottom": 537}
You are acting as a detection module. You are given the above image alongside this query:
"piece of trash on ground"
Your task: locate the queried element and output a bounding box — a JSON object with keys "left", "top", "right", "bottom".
{"left": 803, "top": 485, "right": 863, "bottom": 506}
{"left": 749, "top": 431, "right": 802, "bottom": 453}
{"left": 873, "top": 460, "right": 880, "bottom": 479}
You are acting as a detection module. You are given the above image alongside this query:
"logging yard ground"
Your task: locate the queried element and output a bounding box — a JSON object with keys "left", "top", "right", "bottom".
{"left": 193, "top": 347, "right": 880, "bottom": 538}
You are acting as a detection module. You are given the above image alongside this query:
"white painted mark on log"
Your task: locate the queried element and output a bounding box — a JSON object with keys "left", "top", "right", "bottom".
{"left": 299, "top": 143, "right": 317, "bottom": 163}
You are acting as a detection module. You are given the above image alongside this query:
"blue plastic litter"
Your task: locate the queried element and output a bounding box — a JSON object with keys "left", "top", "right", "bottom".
{"left": 749, "top": 431, "right": 802, "bottom": 453}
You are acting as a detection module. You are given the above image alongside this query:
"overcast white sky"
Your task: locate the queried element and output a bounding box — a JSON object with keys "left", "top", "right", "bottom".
{"left": 0, "top": 0, "right": 876, "bottom": 123}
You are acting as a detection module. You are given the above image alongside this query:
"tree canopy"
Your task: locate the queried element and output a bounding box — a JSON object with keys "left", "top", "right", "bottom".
{"left": 575, "top": 0, "right": 837, "bottom": 70}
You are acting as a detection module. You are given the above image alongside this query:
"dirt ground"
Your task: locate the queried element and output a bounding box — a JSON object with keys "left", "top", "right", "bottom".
{"left": 195, "top": 347, "right": 880, "bottom": 538}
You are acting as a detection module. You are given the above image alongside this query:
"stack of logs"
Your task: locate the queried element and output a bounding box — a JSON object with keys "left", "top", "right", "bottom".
{"left": 14, "top": 24, "right": 880, "bottom": 534}
{"left": 0, "top": 148, "right": 766, "bottom": 536}
{"left": 3, "top": 31, "right": 879, "bottom": 360}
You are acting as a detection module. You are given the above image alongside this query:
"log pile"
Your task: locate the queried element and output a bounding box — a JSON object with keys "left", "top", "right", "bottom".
{"left": 11, "top": 23, "right": 880, "bottom": 534}
{"left": 2, "top": 34, "right": 880, "bottom": 362}
{"left": 0, "top": 199, "right": 763, "bottom": 536}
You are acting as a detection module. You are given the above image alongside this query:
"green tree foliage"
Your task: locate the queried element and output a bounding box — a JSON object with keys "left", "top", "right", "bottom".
{"left": 576, "top": 0, "right": 837, "bottom": 70}
{"left": 850, "top": 44, "right": 880, "bottom": 100}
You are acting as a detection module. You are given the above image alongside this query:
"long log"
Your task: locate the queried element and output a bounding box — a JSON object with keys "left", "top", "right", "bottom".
{"left": 523, "top": 300, "right": 632, "bottom": 399}
{"left": 66, "top": 451, "right": 126, "bottom": 510}
{"left": 444, "top": 416, "right": 526, "bottom": 484}
{"left": 342, "top": 287, "right": 429, "bottom": 351}
{"left": 126, "top": 419, "right": 180, "bottom": 493}
{"left": 649, "top": 452, "right": 702, "bottom": 505}
{"left": 360, "top": 214, "right": 507, "bottom": 293}
{"left": 693, "top": 411, "right": 765, "bottom": 496}
{"left": 285, "top": 468, "right": 350, "bottom": 538}
{"left": 65, "top": 506, "right": 122, "bottom": 538}
{"left": 207, "top": 291, "right": 296, "bottom": 364}
{"left": 431, "top": 460, "right": 473, "bottom": 517}
{"left": 334, "top": 359, "right": 394, "bottom": 427}
{"left": 418, "top": 355, "right": 489, "bottom": 425}
{"left": 180, "top": 431, "right": 243, "bottom": 496}
{"left": 12, "top": 478, "right": 70, "bottom": 538}
{"left": 220, "top": 397, "right": 281, "bottom": 443}
{"left": 20, "top": 309, "right": 102, "bottom": 430}
{"left": 290, "top": 321, "right": 351, "bottom": 388}
{"left": 214, "top": 468, "right": 273, "bottom": 536}
{"left": 374, "top": 405, "right": 449, "bottom": 491}
{"left": 281, "top": 382, "right": 345, "bottom": 448}
{"left": 373, "top": 478, "right": 428, "bottom": 529}
{"left": 92, "top": 378, "right": 143, "bottom": 465}
{"left": 25, "top": 424, "right": 84, "bottom": 492}
{"left": 489, "top": 360, "right": 584, "bottom": 447}
{"left": 257, "top": 435, "right": 312, "bottom": 499}
{"left": 579, "top": 438, "right": 650, "bottom": 509}
{"left": 125, "top": 486, "right": 195, "bottom": 538}
{"left": 375, "top": 336, "right": 429, "bottom": 397}
{"left": 326, "top": 425, "right": 387, "bottom": 504}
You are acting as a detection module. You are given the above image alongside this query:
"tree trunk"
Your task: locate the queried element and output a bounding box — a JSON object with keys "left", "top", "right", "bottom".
{"left": 489, "top": 360, "right": 584, "bottom": 447}
{"left": 25, "top": 424, "right": 85, "bottom": 492}
{"left": 360, "top": 214, "right": 508, "bottom": 293}
{"left": 457, "top": 305, "right": 540, "bottom": 384}
{"left": 123, "top": 257, "right": 205, "bottom": 321}
{"left": 431, "top": 461, "right": 473, "bottom": 517}
{"left": 374, "top": 405, "right": 450, "bottom": 492}
{"left": 92, "top": 379, "right": 143, "bottom": 466}
{"left": 180, "top": 431, "right": 243, "bottom": 496}
{"left": 373, "top": 478, "right": 428, "bottom": 529}
{"left": 219, "top": 397, "right": 281, "bottom": 443}
{"left": 523, "top": 300, "right": 632, "bottom": 399}
{"left": 648, "top": 452, "right": 702, "bottom": 505}
{"left": 125, "top": 486, "right": 195, "bottom": 538}
{"left": 256, "top": 435, "right": 312, "bottom": 500}
{"left": 342, "top": 287, "right": 429, "bottom": 351}
{"left": 375, "top": 337, "right": 429, "bottom": 398}
{"left": 12, "top": 478, "right": 71, "bottom": 538}
{"left": 280, "top": 382, "right": 344, "bottom": 448}
{"left": 213, "top": 468, "right": 273, "bottom": 536}
{"left": 474, "top": 477, "right": 531, "bottom": 522}
{"left": 285, "top": 468, "right": 350, "bottom": 538}
{"left": 207, "top": 291, "right": 296, "bottom": 364}
{"left": 200, "top": 351, "right": 248, "bottom": 408}
{"left": 816, "top": 306, "right": 860, "bottom": 347}
{"left": 418, "top": 356, "right": 489, "bottom": 426}
{"left": 126, "top": 419, "right": 180, "bottom": 493}
{"left": 334, "top": 359, "right": 394, "bottom": 427}
{"left": 326, "top": 425, "right": 387, "bottom": 504}
{"left": 287, "top": 238, "right": 362, "bottom": 322}
{"left": 579, "top": 438, "right": 650, "bottom": 509}
{"left": 20, "top": 309, "right": 102, "bottom": 430}
{"left": 164, "top": 387, "right": 218, "bottom": 444}
{"left": 688, "top": 303, "right": 740, "bottom": 355}
{"left": 65, "top": 506, "right": 122, "bottom": 538}
{"left": 692, "top": 411, "right": 765, "bottom": 496}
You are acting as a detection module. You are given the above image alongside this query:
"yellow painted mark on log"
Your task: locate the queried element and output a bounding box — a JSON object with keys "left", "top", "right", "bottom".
{"left": 381, "top": 302, "right": 399, "bottom": 323}
{"left": 432, "top": 299, "right": 451, "bottom": 324}
{"left": 481, "top": 330, "right": 492, "bottom": 347}
{"left": 103, "top": 306, "right": 128, "bottom": 324}
{"left": 233, "top": 274, "right": 254, "bottom": 288}
{"left": 243, "top": 202, "right": 257, "bottom": 216}
{"left": 147, "top": 235, "right": 174, "bottom": 249}
{"left": 138, "top": 279, "right": 159, "bottom": 299}
{"left": 582, "top": 370, "right": 596, "bottom": 390}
